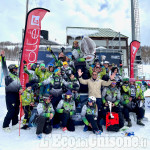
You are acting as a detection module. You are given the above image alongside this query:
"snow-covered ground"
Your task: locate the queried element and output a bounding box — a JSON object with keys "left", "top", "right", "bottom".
{"left": 0, "top": 87, "right": 150, "bottom": 150}
{"left": 0, "top": 60, "right": 150, "bottom": 150}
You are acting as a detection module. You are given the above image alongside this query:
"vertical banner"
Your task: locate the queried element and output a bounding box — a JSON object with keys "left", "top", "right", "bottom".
{"left": 19, "top": 8, "right": 50, "bottom": 89}
{"left": 130, "top": 40, "right": 140, "bottom": 78}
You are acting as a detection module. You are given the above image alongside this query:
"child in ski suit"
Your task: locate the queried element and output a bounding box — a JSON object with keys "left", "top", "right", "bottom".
{"left": 81, "top": 96, "right": 102, "bottom": 135}
{"left": 35, "top": 63, "right": 49, "bottom": 98}
{"left": 21, "top": 83, "right": 34, "bottom": 129}
{"left": 36, "top": 93, "right": 55, "bottom": 139}
{"left": 39, "top": 68, "right": 68, "bottom": 109}
{"left": 56, "top": 90, "right": 76, "bottom": 132}
{"left": 61, "top": 61, "right": 73, "bottom": 81}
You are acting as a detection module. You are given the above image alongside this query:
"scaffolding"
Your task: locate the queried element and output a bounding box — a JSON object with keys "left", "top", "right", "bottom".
{"left": 131, "top": 0, "right": 143, "bottom": 78}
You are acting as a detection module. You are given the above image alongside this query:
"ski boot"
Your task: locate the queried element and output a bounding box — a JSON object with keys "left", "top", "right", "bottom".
{"left": 95, "top": 130, "right": 102, "bottom": 135}
{"left": 83, "top": 125, "right": 88, "bottom": 132}
{"left": 62, "top": 127, "right": 67, "bottom": 132}
{"left": 3, "top": 127, "right": 11, "bottom": 132}
{"left": 37, "top": 134, "right": 42, "bottom": 140}
{"left": 127, "top": 120, "right": 132, "bottom": 127}
{"left": 137, "top": 119, "right": 145, "bottom": 126}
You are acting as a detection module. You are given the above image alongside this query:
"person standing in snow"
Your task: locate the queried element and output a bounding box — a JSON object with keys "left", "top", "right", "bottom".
{"left": 21, "top": 83, "right": 34, "bottom": 129}
{"left": 0, "top": 50, "right": 23, "bottom": 132}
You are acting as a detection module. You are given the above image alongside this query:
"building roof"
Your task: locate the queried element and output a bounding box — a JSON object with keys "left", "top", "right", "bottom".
{"left": 40, "top": 37, "right": 60, "bottom": 45}
{"left": 66, "top": 27, "right": 128, "bottom": 38}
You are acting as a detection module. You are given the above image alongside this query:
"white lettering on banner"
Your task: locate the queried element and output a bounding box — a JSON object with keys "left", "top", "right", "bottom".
{"left": 27, "top": 29, "right": 40, "bottom": 45}
{"left": 28, "top": 51, "right": 37, "bottom": 62}
{"left": 132, "top": 46, "right": 137, "bottom": 54}
{"left": 31, "top": 29, "right": 40, "bottom": 39}
{"left": 31, "top": 15, "right": 40, "bottom": 26}
{"left": 25, "top": 45, "right": 37, "bottom": 52}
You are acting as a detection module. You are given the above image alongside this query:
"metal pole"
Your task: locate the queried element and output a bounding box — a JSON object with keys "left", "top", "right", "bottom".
{"left": 26, "top": 0, "right": 29, "bottom": 19}
{"left": 131, "top": 0, "right": 135, "bottom": 41}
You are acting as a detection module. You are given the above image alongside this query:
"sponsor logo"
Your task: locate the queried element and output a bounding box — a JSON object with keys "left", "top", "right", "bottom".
{"left": 132, "top": 46, "right": 137, "bottom": 54}
{"left": 31, "top": 15, "right": 40, "bottom": 26}
{"left": 111, "top": 55, "right": 120, "bottom": 59}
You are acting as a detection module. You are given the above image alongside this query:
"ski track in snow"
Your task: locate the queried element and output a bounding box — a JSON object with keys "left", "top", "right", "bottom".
{"left": 0, "top": 86, "right": 150, "bottom": 150}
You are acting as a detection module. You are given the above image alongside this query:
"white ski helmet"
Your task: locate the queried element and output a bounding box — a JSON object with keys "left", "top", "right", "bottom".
{"left": 88, "top": 96, "right": 96, "bottom": 103}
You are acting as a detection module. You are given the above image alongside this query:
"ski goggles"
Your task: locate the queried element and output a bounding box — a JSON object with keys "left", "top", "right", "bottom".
{"left": 88, "top": 98, "right": 94, "bottom": 103}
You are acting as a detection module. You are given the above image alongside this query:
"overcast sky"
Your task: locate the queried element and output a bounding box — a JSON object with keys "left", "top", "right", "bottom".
{"left": 0, "top": 0, "right": 149, "bottom": 46}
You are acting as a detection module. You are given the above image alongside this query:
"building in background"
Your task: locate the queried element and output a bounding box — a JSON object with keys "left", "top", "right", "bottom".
{"left": 66, "top": 27, "right": 129, "bottom": 76}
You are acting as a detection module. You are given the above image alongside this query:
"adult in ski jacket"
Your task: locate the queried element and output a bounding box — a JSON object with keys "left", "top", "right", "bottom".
{"left": 1, "top": 50, "right": 23, "bottom": 131}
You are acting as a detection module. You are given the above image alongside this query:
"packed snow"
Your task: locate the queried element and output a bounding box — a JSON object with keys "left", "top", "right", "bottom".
{"left": 0, "top": 61, "right": 150, "bottom": 150}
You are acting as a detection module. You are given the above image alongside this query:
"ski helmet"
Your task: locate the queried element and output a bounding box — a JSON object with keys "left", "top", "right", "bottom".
{"left": 8, "top": 64, "right": 18, "bottom": 73}
{"left": 30, "top": 63, "right": 37, "bottom": 71}
{"left": 43, "top": 93, "right": 50, "bottom": 102}
{"left": 88, "top": 96, "right": 96, "bottom": 103}
{"left": 123, "top": 78, "right": 129, "bottom": 82}
{"left": 65, "top": 90, "right": 72, "bottom": 102}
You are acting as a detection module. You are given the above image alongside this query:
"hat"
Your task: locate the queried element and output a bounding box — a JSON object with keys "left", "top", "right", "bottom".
{"left": 40, "top": 63, "right": 45, "bottom": 68}
{"left": 26, "top": 83, "right": 32, "bottom": 88}
{"left": 43, "top": 93, "right": 50, "bottom": 99}
{"left": 49, "top": 63, "right": 54, "bottom": 67}
{"left": 123, "top": 78, "right": 129, "bottom": 82}
{"left": 63, "top": 61, "right": 68, "bottom": 66}
{"left": 65, "top": 90, "right": 72, "bottom": 95}
{"left": 8, "top": 64, "right": 18, "bottom": 70}
{"left": 54, "top": 68, "right": 60, "bottom": 74}
{"left": 73, "top": 41, "right": 78, "bottom": 44}
{"left": 95, "top": 64, "right": 100, "bottom": 68}
{"left": 88, "top": 96, "right": 96, "bottom": 102}
{"left": 129, "top": 78, "right": 135, "bottom": 82}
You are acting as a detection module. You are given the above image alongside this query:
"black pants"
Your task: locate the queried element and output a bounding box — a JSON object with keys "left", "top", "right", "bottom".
{"left": 23, "top": 105, "right": 31, "bottom": 122}
{"left": 36, "top": 116, "right": 52, "bottom": 135}
{"left": 86, "top": 115, "right": 99, "bottom": 132}
{"left": 3, "top": 92, "right": 20, "bottom": 128}
{"left": 96, "top": 98, "right": 102, "bottom": 111}
{"left": 60, "top": 112, "right": 75, "bottom": 131}
{"left": 123, "top": 106, "right": 145, "bottom": 121}
{"left": 102, "top": 106, "right": 124, "bottom": 128}
{"left": 51, "top": 95, "right": 62, "bottom": 109}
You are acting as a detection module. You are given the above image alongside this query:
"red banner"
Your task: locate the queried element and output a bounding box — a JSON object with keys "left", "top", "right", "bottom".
{"left": 19, "top": 8, "right": 50, "bottom": 89}
{"left": 130, "top": 40, "right": 140, "bottom": 78}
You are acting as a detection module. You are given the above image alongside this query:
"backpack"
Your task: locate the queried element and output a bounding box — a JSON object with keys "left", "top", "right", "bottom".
{"left": 106, "top": 112, "right": 120, "bottom": 132}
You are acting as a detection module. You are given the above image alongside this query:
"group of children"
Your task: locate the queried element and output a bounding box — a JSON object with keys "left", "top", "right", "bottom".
{"left": 19, "top": 41, "right": 148, "bottom": 139}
